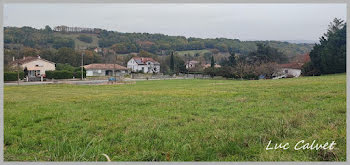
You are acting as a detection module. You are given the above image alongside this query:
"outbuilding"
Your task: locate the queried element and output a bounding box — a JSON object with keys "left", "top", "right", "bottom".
{"left": 84, "top": 63, "right": 129, "bottom": 77}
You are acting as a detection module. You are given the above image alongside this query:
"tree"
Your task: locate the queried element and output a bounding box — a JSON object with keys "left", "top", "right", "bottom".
{"left": 305, "top": 18, "right": 346, "bottom": 75}
{"left": 56, "top": 47, "right": 80, "bottom": 66}
{"left": 248, "top": 43, "right": 287, "bottom": 64}
{"left": 254, "top": 62, "right": 279, "bottom": 79}
{"left": 170, "top": 51, "right": 175, "bottom": 73}
{"left": 211, "top": 56, "right": 215, "bottom": 68}
{"left": 111, "top": 43, "right": 128, "bottom": 54}
{"left": 44, "top": 25, "right": 52, "bottom": 33}
{"left": 228, "top": 51, "right": 236, "bottom": 67}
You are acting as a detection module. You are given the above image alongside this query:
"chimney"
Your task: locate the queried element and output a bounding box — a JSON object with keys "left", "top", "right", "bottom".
{"left": 23, "top": 56, "right": 26, "bottom": 60}
{"left": 12, "top": 56, "right": 15, "bottom": 61}
{"left": 37, "top": 55, "right": 41, "bottom": 59}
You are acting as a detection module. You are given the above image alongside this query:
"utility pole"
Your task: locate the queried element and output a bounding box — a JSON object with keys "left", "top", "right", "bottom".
{"left": 17, "top": 62, "right": 19, "bottom": 85}
{"left": 114, "top": 53, "right": 117, "bottom": 83}
{"left": 81, "top": 50, "right": 84, "bottom": 80}
{"left": 16, "top": 50, "right": 20, "bottom": 85}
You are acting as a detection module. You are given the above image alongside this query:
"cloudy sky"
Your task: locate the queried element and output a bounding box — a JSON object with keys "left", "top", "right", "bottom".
{"left": 4, "top": 3, "right": 347, "bottom": 41}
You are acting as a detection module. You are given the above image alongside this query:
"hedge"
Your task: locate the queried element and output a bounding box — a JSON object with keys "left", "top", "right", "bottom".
{"left": 4, "top": 72, "right": 24, "bottom": 81}
{"left": 73, "top": 71, "right": 86, "bottom": 78}
{"left": 46, "top": 70, "right": 86, "bottom": 79}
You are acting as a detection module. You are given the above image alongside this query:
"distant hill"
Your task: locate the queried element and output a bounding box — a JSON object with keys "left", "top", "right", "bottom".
{"left": 4, "top": 26, "right": 314, "bottom": 61}
{"left": 282, "top": 40, "right": 319, "bottom": 44}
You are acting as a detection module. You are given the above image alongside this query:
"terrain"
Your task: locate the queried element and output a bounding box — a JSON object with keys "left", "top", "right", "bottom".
{"left": 4, "top": 74, "right": 346, "bottom": 161}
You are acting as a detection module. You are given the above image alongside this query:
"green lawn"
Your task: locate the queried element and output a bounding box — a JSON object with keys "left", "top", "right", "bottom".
{"left": 4, "top": 74, "right": 346, "bottom": 161}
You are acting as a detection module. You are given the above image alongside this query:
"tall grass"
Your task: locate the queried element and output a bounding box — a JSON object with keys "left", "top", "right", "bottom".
{"left": 4, "top": 74, "right": 346, "bottom": 161}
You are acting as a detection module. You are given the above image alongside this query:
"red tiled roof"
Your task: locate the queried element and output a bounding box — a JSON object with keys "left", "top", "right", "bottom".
{"left": 279, "top": 62, "right": 304, "bottom": 69}
{"left": 83, "top": 64, "right": 128, "bottom": 70}
{"left": 132, "top": 57, "right": 159, "bottom": 64}
{"left": 10, "top": 56, "right": 55, "bottom": 66}
{"left": 279, "top": 53, "right": 310, "bottom": 69}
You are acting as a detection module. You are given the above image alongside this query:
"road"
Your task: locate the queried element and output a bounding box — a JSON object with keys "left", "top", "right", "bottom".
{"left": 4, "top": 77, "right": 191, "bottom": 86}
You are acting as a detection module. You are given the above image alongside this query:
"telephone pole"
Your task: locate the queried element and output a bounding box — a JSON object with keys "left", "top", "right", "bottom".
{"left": 114, "top": 53, "right": 117, "bottom": 83}
{"left": 17, "top": 62, "right": 20, "bottom": 85}
{"left": 81, "top": 50, "right": 84, "bottom": 80}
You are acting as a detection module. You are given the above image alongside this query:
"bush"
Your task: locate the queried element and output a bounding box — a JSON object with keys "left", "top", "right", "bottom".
{"left": 203, "top": 66, "right": 236, "bottom": 79}
{"left": 56, "top": 63, "right": 76, "bottom": 72}
{"left": 302, "top": 62, "right": 321, "bottom": 76}
{"left": 203, "top": 67, "right": 217, "bottom": 78}
{"left": 46, "top": 70, "right": 86, "bottom": 79}
{"left": 77, "top": 34, "right": 93, "bottom": 43}
{"left": 73, "top": 71, "right": 86, "bottom": 78}
{"left": 4, "top": 72, "right": 24, "bottom": 81}
{"left": 46, "top": 71, "right": 73, "bottom": 79}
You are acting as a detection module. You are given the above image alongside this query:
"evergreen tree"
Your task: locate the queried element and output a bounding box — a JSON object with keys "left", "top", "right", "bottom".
{"left": 170, "top": 51, "right": 175, "bottom": 73}
{"left": 211, "top": 56, "right": 215, "bottom": 67}
{"left": 228, "top": 51, "right": 236, "bottom": 67}
{"left": 305, "top": 18, "right": 346, "bottom": 75}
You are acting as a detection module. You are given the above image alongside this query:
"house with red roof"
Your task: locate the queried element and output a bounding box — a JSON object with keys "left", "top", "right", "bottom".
{"left": 127, "top": 57, "right": 160, "bottom": 73}
{"left": 273, "top": 53, "right": 310, "bottom": 79}
{"left": 10, "top": 55, "right": 55, "bottom": 78}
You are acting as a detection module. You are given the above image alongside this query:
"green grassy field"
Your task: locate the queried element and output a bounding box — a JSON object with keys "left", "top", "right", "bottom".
{"left": 4, "top": 74, "right": 346, "bottom": 161}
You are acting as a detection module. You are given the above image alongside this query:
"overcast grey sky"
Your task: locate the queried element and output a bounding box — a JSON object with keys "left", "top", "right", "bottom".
{"left": 4, "top": 3, "right": 347, "bottom": 41}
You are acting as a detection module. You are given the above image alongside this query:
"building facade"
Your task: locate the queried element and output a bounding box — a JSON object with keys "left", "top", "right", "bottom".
{"left": 84, "top": 64, "right": 129, "bottom": 77}
{"left": 127, "top": 57, "right": 160, "bottom": 73}
{"left": 10, "top": 56, "right": 56, "bottom": 78}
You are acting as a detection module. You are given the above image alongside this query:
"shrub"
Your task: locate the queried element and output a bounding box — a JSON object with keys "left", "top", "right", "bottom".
{"left": 46, "top": 71, "right": 74, "bottom": 79}
{"left": 301, "top": 62, "right": 321, "bottom": 76}
{"left": 56, "top": 63, "right": 76, "bottom": 72}
{"left": 73, "top": 71, "right": 86, "bottom": 78}
{"left": 46, "top": 70, "right": 86, "bottom": 79}
{"left": 4, "top": 72, "right": 24, "bottom": 81}
{"left": 203, "top": 66, "right": 236, "bottom": 79}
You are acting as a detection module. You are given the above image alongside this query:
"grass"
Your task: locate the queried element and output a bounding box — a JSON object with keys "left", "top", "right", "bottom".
{"left": 4, "top": 74, "right": 346, "bottom": 161}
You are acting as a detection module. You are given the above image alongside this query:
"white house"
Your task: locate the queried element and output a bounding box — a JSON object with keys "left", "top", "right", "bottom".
{"left": 127, "top": 57, "right": 160, "bottom": 73}
{"left": 273, "top": 63, "right": 303, "bottom": 79}
{"left": 185, "top": 60, "right": 200, "bottom": 69}
{"left": 10, "top": 56, "right": 55, "bottom": 78}
{"left": 84, "top": 63, "right": 129, "bottom": 76}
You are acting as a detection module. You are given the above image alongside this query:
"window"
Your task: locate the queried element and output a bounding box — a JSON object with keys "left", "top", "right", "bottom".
{"left": 285, "top": 70, "right": 288, "bottom": 73}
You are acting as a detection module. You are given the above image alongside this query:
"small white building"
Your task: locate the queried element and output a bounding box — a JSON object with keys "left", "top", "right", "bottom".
{"left": 84, "top": 64, "right": 129, "bottom": 77}
{"left": 10, "top": 56, "right": 55, "bottom": 78}
{"left": 185, "top": 60, "right": 200, "bottom": 69}
{"left": 273, "top": 63, "right": 303, "bottom": 79}
{"left": 127, "top": 57, "right": 160, "bottom": 73}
